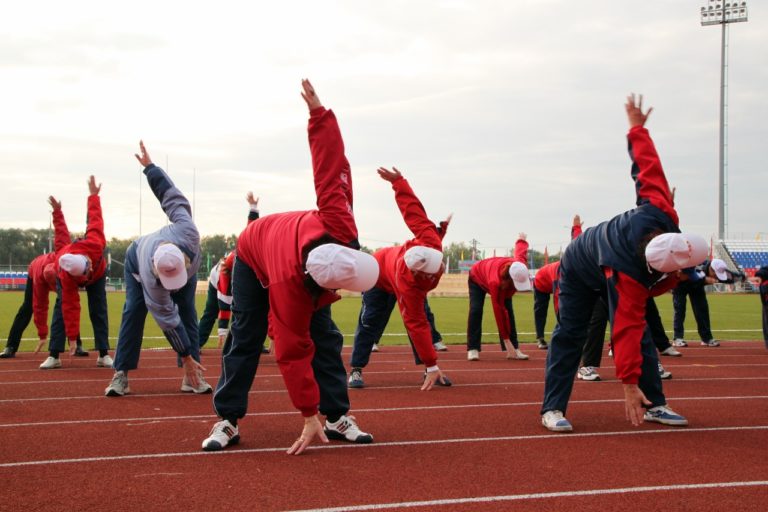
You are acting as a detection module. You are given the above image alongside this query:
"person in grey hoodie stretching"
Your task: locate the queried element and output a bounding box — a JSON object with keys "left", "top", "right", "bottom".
{"left": 105, "top": 141, "right": 210, "bottom": 396}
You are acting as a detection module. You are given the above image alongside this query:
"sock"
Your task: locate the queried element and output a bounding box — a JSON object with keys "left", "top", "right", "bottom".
{"left": 326, "top": 414, "right": 341, "bottom": 424}
{"left": 225, "top": 418, "right": 238, "bottom": 427}
{"left": 99, "top": 350, "right": 108, "bottom": 357}
{"left": 50, "top": 350, "right": 60, "bottom": 358}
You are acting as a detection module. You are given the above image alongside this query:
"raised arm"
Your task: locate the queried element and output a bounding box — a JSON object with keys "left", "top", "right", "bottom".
{"left": 303, "top": 80, "right": 358, "bottom": 245}
{"left": 571, "top": 215, "right": 583, "bottom": 240}
{"left": 378, "top": 167, "right": 442, "bottom": 250}
{"left": 625, "top": 94, "right": 678, "bottom": 225}
{"left": 83, "top": 175, "right": 106, "bottom": 249}
{"left": 48, "top": 196, "right": 70, "bottom": 251}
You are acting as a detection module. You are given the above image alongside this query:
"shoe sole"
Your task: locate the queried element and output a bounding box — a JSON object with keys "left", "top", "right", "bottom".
{"left": 661, "top": 352, "right": 682, "bottom": 357}
{"left": 181, "top": 385, "right": 213, "bottom": 394}
{"left": 660, "top": 374, "right": 673, "bottom": 380}
{"left": 348, "top": 381, "right": 364, "bottom": 389}
{"left": 202, "top": 435, "right": 240, "bottom": 452}
{"left": 542, "top": 422, "right": 573, "bottom": 432}
{"left": 577, "top": 375, "right": 601, "bottom": 381}
{"left": 40, "top": 364, "right": 62, "bottom": 370}
{"left": 97, "top": 362, "right": 113, "bottom": 367}
{"left": 105, "top": 387, "right": 130, "bottom": 397}
{"left": 323, "top": 429, "right": 374, "bottom": 444}
{"left": 644, "top": 417, "right": 688, "bottom": 426}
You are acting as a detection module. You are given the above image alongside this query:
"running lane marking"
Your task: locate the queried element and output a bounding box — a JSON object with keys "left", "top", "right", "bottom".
{"left": 0, "top": 425, "right": 766, "bottom": 468}
{"left": 284, "top": 480, "right": 768, "bottom": 511}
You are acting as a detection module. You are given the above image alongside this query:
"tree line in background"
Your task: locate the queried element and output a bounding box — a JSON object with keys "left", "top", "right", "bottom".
{"left": 0, "top": 228, "right": 556, "bottom": 278}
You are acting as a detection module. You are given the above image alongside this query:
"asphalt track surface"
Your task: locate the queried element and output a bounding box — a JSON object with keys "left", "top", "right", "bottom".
{"left": 1, "top": 341, "right": 767, "bottom": 511}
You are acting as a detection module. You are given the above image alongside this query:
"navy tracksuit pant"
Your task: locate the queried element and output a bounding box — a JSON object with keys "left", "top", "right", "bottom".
{"left": 48, "top": 274, "right": 109, "bottom": 355}
{"left": 213, "top": 257, "right": 350, "bottom": 422}
{"left": 672, "top": 281, "right": 713, "bottom": 341}
{"left": 466, "top": 278, "right": 518, "bottom": 351}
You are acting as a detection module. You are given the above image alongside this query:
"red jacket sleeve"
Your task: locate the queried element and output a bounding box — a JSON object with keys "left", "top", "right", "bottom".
{"left": 268, "top": 281, "right": 321, "bottom": 417}
{"left": 513, "top": 239, "right": 529, "bottom": 265}
{"left": 609, "top": 270, "right": 649, "bottom": 385}
{"left": 490, "top": 284, "right": 512, "bottom": 340}
{"left": 58, "top": 273, "right": 81, "bottom": 340}
{"left": 31, "top": 269, "right": 51, "bottom": 339}
{"left": 628, "top": 126, "right": 679, "bottom": 226}
{"left": 307, "top": 107, "right": 358, "bottom": 245}
{"left": 396, "top": 280, "right": 438, "bottom": 367}
{"left": 391, "top": 178, "right": 442, "bottom": 250}
{"left": 571, "top": 224, "right": 582, "bottom": 240}
{"left": 52, "top": 208, "right": 70, "bottom": 251}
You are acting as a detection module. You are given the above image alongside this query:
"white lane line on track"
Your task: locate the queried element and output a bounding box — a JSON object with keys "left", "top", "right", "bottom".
{"left": 1, "top": 425, "right": 766, "bottom": 468}
{"left": 284, "top": 480, "right": 768, "bottom": 512}
{"left": 2, "top": 395, "right": 767, "bottom": 428}
{"left": 2, "top": 376, "right": 768, "bottom": 405}
{"left": 3, "top": 364, "right": 768, "bottom": 385}
{"left": 2, "top": 379, "right": 768, "bottom": 404}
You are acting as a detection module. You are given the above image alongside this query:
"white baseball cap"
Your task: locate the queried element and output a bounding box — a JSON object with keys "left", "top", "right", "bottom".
{"left": 403, "top": 246, "right": 444, "bottom": 274}
{"left": 306, "top": 243, "right": 379, "bottom": 292}
{"left": 153, "top": 244, "right": 188, "bottom": 290}
{"left": 508, "top": 261, "right": 532, "bottom": 291}
{"left": 645, "top": 233, "right": 709, "bottom": 273}
{"left": 58, "top": 254, "right": 89, "bottom": 276}
{"left": 710, "top": 258, "right": 729, "bottom": 281}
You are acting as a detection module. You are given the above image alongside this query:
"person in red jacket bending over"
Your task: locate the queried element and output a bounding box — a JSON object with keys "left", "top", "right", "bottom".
{"left": 40, "top": 176, "right": 111, "bottom": 370}
{"left": 202, "top": 80, "right": 379, "bottom": 455}
{"left": 347, "top": 167, "right": 451, "bottom": 390}
{"left": 466, "top": 235, "right": 532, "bottom": 361}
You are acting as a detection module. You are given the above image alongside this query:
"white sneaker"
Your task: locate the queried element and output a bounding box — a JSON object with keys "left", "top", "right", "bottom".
{"left": 608, "top": 348, "right": 613, "bottom": 357}
{"left": 672, "top": 338, "right": 688, "bottom": 347}
{"left": 577, "top": 366, "right": 601, "bottom": 381}
{"left": 202, "top": 420, "right": 240, "bottom": 451}
{"left": 324, "top": 415, "right": 373, "bottom": 444}
{"left": 433, "top": 341, "right": 448, "bottom": 351}
{"left": 39, "top": 357, "right": 61, "bottom": 369}
{"left": 701, "top": 339, "right": 720, "bottom": 347}
{"left": 371, "top": 343, "right": 380, "bottom": 352}
{"left": 658, "top": 362, "right": 672, "bottom": 380}
{"left": 660, "top": 347, "right": 682, "bottom": 357}
{"left": 467, "top": 349, "right": 480, "bottom": 361}
{"left": 181, "top": 371, "right": 213, "bottom": 394}
{"left": 541, "top": 410, "right": 573, "bottom": 432}
{"left": 96, "top": 355, "right": 114, "bottom": 367}
{"left": 509, "top": 348, "right": 529, "bottom": 360}
{"left": 105, "top": 371, "right": 130, "bottom": 396}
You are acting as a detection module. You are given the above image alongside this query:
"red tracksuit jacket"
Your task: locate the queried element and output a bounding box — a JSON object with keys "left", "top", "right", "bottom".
{"left": 30, "top": 207, "right": 71, "bottom": 339}
{"left": 372, "top": 177, "right": 445, "bottom": 368}
{"left": 468, "top": 239, "right": 529, "bottom": 340}
{"left": 236, "top": 107, "right": 357, "bottom": 417}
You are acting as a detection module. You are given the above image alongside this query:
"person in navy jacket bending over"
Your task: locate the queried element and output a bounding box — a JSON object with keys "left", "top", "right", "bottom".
{"left": 202, "top": 80, "right": 379, "bottom": 455}
{"left": 540, "top": 94, "right": 708, "bottom": 432}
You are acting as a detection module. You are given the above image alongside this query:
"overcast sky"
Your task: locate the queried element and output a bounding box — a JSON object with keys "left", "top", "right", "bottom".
{"left": 1, "top": 0, "right": 765, "bottom": 257}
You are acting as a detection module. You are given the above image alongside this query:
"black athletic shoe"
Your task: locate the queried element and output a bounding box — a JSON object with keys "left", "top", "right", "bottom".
{"left": 0, "top": 347, "right": 16, "bottom": 359}
{"left": 74, "top": 347, "right": 90, "bottom": 357}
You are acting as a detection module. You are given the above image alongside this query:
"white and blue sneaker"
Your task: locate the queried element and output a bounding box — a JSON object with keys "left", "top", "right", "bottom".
{"left": 348, "top": 368, "right": 364, "bottom": 389}
{"left": 541, "top": 410, "right": 573, "bottom": 432}
{"left": 644, "top": 405, "right": 688, "bottom": 426}
{"left": 658, "top": 362, "right": 672, "bottom": 380}
{"left": 324, "top": 415, "right": 373, "bottom": 444}
{"left": 202, "top": 420, "right": 240, "bottom": 451}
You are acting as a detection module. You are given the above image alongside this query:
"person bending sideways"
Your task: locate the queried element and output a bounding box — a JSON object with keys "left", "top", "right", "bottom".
{"left": 348, "top": 167, "right": 451, "bottom": 390}
{"left": 202, "top": 80, "right": 379, "bottom": 455}
{"left": 42, "top": 176, "right": 112, "bottom": 369}
{"left": 105, "top": 141, "right": 209, "bottom": 396}
{"left": 540, "top": 94, "right": 708, "bottom": 432}
{"left": 466, "top": 235, "right": 532, "bottom": 361}
{"left": 1, "top": 196, "right": 81, "bottom": 359}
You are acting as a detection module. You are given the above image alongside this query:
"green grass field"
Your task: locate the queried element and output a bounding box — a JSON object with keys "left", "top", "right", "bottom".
{"left": 0, "top": 291, "right": 762, "bottom": 352}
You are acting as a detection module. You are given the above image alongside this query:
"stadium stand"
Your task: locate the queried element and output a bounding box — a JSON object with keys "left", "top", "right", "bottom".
{"left": 0, "top": 271, "right": 28, "bottom": 290}
{"left": 720, "top": 240, "right": 768, "bottom": 278}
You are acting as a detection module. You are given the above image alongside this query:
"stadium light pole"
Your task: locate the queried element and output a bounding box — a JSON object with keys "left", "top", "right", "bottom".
{"left": 700, "top": 1, "right": 748, "bottom": 241}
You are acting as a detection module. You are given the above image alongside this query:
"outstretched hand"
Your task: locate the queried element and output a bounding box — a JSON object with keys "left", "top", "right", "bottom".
{"left": 246, "top": 191, "right": 259, "bottom": 207}
{"left": 301, "top": 79, "right": 323, "bottom": 111}
{"left": 518, "top": 232, "right": 527, "bottom": 241}
{"left": 286, "top": 414, "right": 329, "bottom": 455}
{"left": 625, "top": 93, "right": 653, "bottom": 128}
{"left": 623, "top": 383, "right": 652, "bottom": 426}
{"left": 134, "top": 140, "right": 153, "bottom": 167}
{"left": 48, "top": 196, "right": 61, "bottom": 211}
{"left": 573, "top": 214, "right": 583, "bottom": 227}
{"left": 377, "top": 167, "right": 403, "bottom": 183}
{"left": 421, "top": 370, "right": 450, "bottom": 391}
{"left": 88, "top": 175, "right": 102, "bottom": 196}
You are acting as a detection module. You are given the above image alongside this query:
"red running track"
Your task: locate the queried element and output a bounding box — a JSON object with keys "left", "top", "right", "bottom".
{"left": 0, "top": 341, "right": 767, "bottom": 511}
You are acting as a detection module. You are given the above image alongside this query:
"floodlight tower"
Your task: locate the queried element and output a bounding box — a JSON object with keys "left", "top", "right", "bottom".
{"left": 700, "top": 1, "right": 748, "bottom": 241}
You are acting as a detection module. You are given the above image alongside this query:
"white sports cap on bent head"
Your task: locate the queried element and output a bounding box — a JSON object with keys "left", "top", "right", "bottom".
{"left": 153, "top": 244, "right": 188, "bottom": 290}
{"left": 306, "top": 243, "right": 379, "bottom": 292}
{"left": 58, "top": 254, "right": 89, "bottom": 276}
{"left": 508, "top": 261, "right": 532, "bottom": 291}
{"left": 710, "top": 258, "right": 729, "bottom": 281}
{"left": 403, "top": 246, "right": 444, "bottom": 274}
{"left": 645, "top": 233, "right": 709, "bottom": 273}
